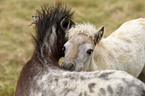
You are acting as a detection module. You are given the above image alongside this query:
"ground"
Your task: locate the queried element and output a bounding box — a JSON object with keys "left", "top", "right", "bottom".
{"left": 0, "top": 0, "right": 145, "bottom": 95}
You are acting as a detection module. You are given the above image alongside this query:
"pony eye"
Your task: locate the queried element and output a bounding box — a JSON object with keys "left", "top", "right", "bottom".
{"left": 87, "top": 49, "right": 93, "bottom": 55}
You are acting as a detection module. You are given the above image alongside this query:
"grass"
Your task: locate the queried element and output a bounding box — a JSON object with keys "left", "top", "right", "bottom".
{"left": 1, "top": 0, "right": 145, "bottom": 95}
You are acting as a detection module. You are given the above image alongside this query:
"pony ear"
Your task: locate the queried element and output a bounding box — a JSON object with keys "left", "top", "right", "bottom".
{"left": 32, "top": 16, "right": 40, "bottom": 22}
{"left": 94, "top": 26, "right": 104, "bottom": 45}
{"left": 60, "top": 17, "right": 75, "bottom": 31}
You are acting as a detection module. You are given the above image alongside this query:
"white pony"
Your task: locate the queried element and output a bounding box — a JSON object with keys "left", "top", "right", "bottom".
{"left": 61, "top": 18, "right": 145, "bottom": 77}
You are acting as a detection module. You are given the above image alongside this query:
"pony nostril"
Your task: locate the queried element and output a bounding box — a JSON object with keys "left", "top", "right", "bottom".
{"left": 61, "top": 61, "right": 76, "bottom": 71}
{"left": 61, "top": 62, "right": 68, "bottom": 70}
{"left": 68, "top": 63, "right": 75, "bottom": 71}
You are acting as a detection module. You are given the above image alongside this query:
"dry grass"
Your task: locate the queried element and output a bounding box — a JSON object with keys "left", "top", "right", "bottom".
{"left": 1, "top": 0, "right": 145, "bottom": 95}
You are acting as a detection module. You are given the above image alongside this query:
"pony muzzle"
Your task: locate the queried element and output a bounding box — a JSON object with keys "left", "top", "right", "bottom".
{"left": 61, "top": 60, "right": 76, "bottom": 71}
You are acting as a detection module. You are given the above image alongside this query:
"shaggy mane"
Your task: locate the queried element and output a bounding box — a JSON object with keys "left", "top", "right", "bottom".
{"left": 67, "top": 23, "right": 97, "bottom": 39}
{"left": 33, "top": 3, "right": 74, "bottom": 64}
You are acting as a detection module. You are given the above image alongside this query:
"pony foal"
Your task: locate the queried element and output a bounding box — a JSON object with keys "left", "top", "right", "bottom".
{"left": 61, "top": 19, "right": 145, "bottom": 77}
{"left": 15, "top": 4, "right": 145, "bottom": 96}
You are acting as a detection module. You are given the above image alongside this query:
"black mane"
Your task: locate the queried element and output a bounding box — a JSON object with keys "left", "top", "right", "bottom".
{"left": 33, "top": 3, "right": 74, "bottom": 65}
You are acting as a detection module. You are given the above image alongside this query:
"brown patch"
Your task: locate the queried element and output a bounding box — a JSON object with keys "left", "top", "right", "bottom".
{"left": 88, "top": 83, "right": 96, "bottom": 93}
{"left": 66, "top": 43, "right": 79, "bottom": 59}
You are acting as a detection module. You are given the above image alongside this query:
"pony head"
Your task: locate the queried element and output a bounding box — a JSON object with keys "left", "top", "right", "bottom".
{"left": 61, "top": 23, "right": 104, "bottom": 71}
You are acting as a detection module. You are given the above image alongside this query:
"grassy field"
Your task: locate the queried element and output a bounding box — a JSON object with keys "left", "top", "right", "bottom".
{"left": 1, "top": 0, "right": 145, "bottom": 95}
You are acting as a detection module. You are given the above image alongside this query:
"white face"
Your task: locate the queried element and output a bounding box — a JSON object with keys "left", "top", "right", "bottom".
{"left": 61, "top": 34, "right": 94, "bottom": 71}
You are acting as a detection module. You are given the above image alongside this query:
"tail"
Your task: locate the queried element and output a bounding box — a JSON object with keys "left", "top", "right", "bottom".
{"left": 32, "top": 3, "right": 75, "bottom": 64}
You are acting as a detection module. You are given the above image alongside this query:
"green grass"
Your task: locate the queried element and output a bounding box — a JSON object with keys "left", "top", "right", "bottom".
{"left": 1, "top": 0, "right": 145, "bottom": 95}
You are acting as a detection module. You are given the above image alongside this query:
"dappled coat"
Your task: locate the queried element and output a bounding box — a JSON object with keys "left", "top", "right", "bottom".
{"left": 15, "top": 4, "right": 145, "bottom": 96}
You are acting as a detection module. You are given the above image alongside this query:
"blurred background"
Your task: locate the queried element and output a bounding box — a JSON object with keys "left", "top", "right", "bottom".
{"left": 0, "top": 0, "right": 145, "bottom": 95}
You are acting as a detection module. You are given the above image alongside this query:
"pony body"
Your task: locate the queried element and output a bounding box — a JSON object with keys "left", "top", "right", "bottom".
{"left": 15, "top": 4, "right": 145, "bottom": 96}
{"left": 30, "top": 69, "right": 145, "bottom": 96}
{"left": 91, "top": 18, "right": 145, "bottom": 77}
{"left": 62, "top": 18, "right": 145, "bottom": 77}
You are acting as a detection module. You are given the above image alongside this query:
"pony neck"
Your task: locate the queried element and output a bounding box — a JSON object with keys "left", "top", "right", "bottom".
{"left": 89, "top": 39, "right": 109, "bottom": 71}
